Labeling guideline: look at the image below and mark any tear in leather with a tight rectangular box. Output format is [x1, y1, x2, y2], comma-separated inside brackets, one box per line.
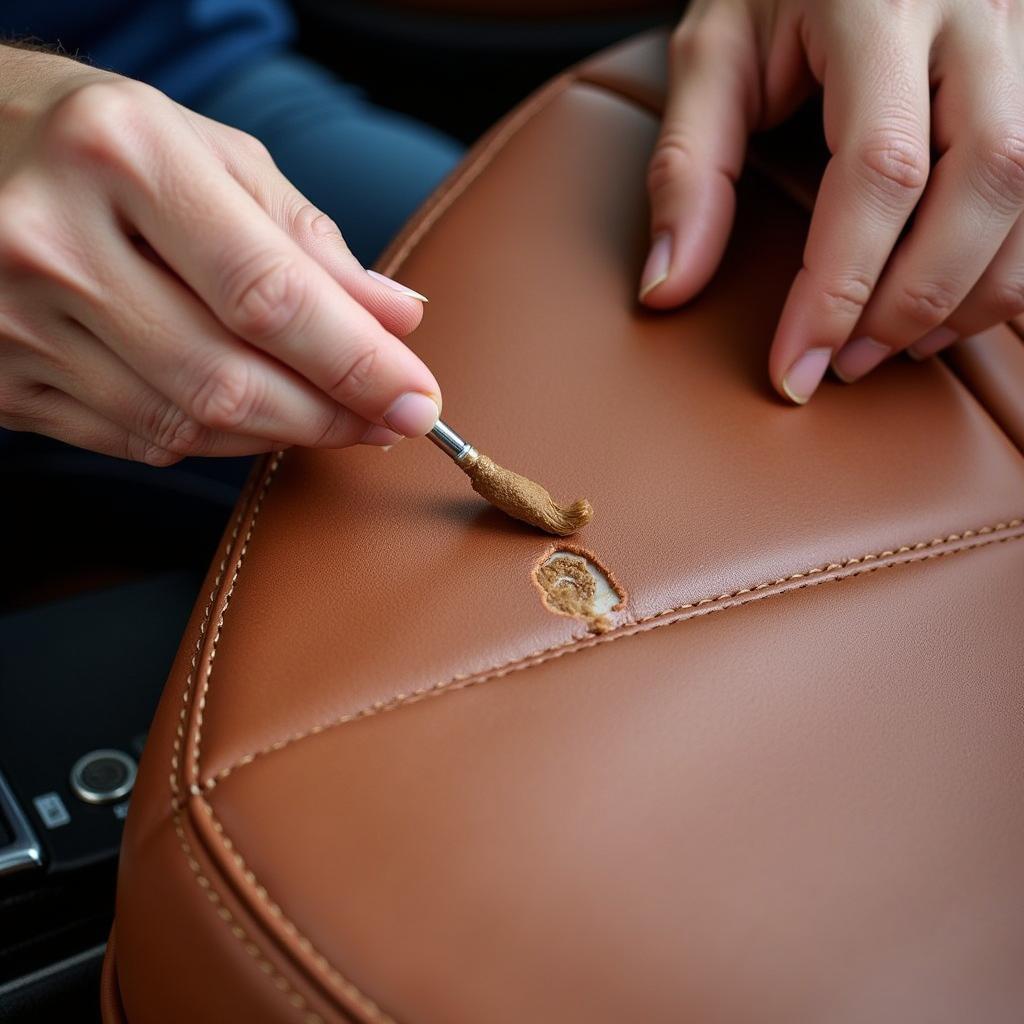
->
[534, 550, 624, 633]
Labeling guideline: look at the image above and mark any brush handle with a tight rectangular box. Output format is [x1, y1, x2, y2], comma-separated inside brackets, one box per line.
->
[427, 420, 478, 465]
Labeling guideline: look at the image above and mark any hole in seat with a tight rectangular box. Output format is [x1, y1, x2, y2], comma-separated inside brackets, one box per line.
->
[533, 548, 625, 633]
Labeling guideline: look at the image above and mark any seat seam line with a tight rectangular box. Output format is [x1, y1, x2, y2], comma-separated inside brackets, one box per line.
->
[204, 516, 1024, 790]
[165, 46, 1024, 1021]
[190, 519, 1024, 1024]
[166, 58, 583, 1024]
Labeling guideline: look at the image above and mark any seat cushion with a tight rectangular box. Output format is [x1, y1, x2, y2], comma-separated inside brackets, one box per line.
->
[107, 31, 1024, 1024]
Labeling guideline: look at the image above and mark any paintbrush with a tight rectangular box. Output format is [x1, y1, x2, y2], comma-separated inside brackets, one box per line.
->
[427, 420, 592, 537]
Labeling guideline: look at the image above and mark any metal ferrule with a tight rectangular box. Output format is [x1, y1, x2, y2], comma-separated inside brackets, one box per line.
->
[428, 420, 478, 465]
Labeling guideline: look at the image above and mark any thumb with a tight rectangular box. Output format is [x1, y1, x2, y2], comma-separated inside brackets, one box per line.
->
[641, 8, 758, 309]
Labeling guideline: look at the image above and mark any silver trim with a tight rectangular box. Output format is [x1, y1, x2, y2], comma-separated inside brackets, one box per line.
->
[427, 420, 478, 465]
[0, 769, 43, 877]
[69, 749, 137, 805]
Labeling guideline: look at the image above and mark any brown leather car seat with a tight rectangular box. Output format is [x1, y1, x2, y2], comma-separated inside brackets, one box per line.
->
[102, 31, 1024, 1024]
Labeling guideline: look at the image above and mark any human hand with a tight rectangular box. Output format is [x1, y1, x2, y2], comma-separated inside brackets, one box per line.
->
[0, 47, 441, 463]
[640, 0, 1024, 403]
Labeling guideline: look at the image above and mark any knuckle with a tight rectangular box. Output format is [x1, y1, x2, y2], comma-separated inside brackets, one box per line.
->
[139, 442, 184, 467]
[972, 126, 1024, 209]
[47, 79, 152, 165]
[0, 379, 32, 428]
[311, 404, 351, 447]
[895, 279, 960, 328]
[647, 130, 696, 196]
[291, 201, 335, 240]
[189, 357, 261, 431]
[326, 345, 377, 406]
[222, 255, 309, 342]
[852, 130, 929, 203]
[986, 275, 1024, 318]
[235, 129, 270, 163]
[669, 20, 725, 63]
[309, 209, 341, 241]
[818, 270, 875, 317]
[123, 429, 182, 467]
[144, 402, 206, 457]
[0, 191, 52, 274]
[669, 23, 700, 62]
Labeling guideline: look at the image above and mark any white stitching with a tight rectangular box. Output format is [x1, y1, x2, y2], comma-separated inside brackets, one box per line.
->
[197, 798, 397, 1024]
[203, 518, 1024, 788]
[174, 812, 324, 1024]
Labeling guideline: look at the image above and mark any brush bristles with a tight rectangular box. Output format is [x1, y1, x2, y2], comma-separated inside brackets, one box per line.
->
[462, 453, 593, 537]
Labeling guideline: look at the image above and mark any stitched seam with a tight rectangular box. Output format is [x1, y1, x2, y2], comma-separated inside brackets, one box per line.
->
[195, 796, 397, 1024]
[165, 56, 1024, 1024]
[169, 466, 263, 808]
[189, 524, 1024, 1024]
[186, 454, 283, 802]
[169, 452, 333, 1024]
[171, 452, 284, 808]
[188, 525, 1024, 1021]
[174, 810, 325, 1024]
[376, 74, 572, 278]
[168, 65, 579, 1024]
[203, 517, 1024, 790]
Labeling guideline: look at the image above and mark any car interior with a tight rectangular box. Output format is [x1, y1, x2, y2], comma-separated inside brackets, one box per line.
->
[5, 2, 1024, 1023]
[0, 4, 680, 1021]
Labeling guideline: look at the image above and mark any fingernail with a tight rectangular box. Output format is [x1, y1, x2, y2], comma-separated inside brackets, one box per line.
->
[639, 232, 672, 300]
[782, 347, 832, 405]
[367, 269, 428, 302]
[383, 392, 440, 437]
[362, 425, 403, 446]
[832, 336, 890, 383]
[908, 325, 957, 361]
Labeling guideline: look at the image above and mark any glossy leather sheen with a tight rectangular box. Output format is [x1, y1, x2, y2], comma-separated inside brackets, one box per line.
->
[107, 33, 1024, 1024]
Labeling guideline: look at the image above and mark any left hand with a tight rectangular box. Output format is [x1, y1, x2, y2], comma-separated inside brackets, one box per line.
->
[640, 0, 1024, 403]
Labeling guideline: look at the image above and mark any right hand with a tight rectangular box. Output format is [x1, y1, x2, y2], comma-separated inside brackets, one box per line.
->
[0, 47, 442, 464]
[641, 0, 1024, 404]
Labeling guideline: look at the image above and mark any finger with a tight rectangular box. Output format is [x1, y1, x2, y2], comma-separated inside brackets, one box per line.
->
[61, 233, 404, 449]
[838, 31, 1024, 379]
[207, 122, 427, 337]
[908, 212, 1024, 359]
[1, 383, 181, 465]
[640, 3, 758, 307]
[114, 128, 441, 436]
[279, 206, 427, 339]
[31, 315, 287, 459]
[769, 11, 935, 402]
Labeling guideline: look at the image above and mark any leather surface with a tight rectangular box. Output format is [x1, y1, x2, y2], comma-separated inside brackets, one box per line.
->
[100, 930, 127, 1024]
[108, 32, 1024, 1024]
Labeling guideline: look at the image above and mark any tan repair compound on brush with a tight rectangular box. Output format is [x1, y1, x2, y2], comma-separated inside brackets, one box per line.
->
[463, 453, 593, 537]
[533, 546, 626, 634]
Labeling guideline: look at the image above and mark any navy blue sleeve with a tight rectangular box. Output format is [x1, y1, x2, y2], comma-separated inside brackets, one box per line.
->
[0, 0, 293, 103]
